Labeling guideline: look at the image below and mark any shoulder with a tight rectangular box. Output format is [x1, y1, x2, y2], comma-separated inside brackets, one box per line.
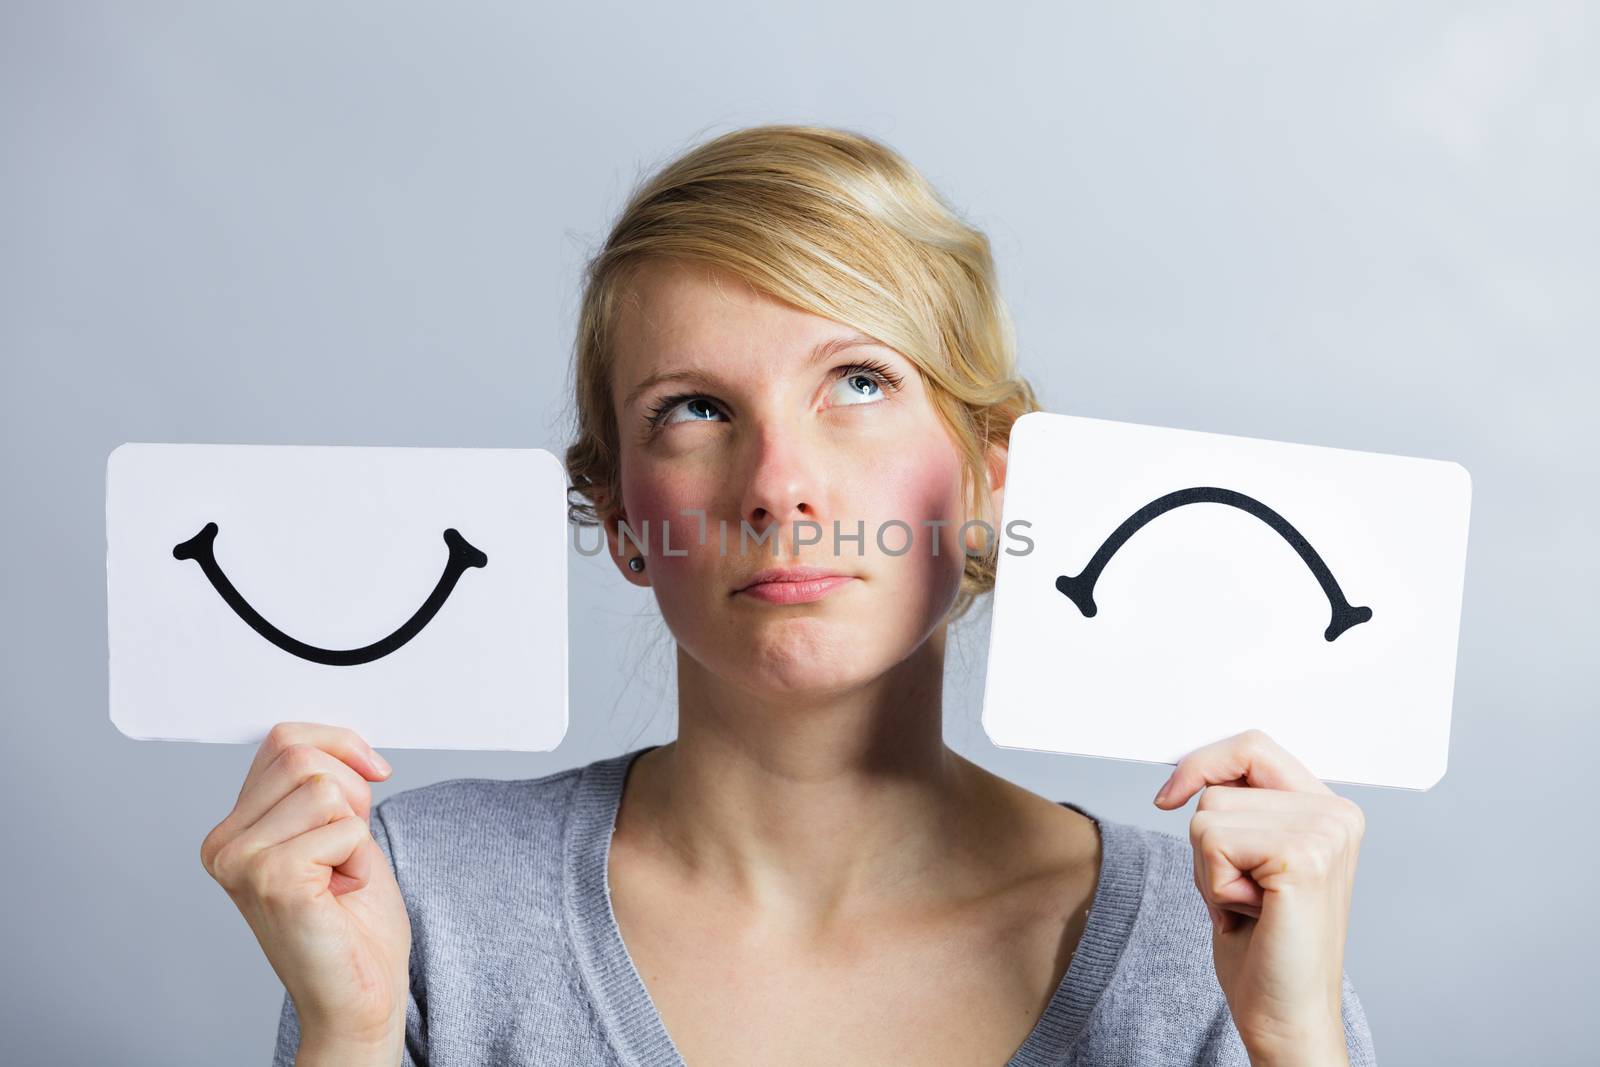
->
[1092, 814, 1226, 995]
[1062, 811, 1252, 1062]
[375, 760, 586, 836]
[363, 755, 599, 893]
[1130, 820, 1212, 938]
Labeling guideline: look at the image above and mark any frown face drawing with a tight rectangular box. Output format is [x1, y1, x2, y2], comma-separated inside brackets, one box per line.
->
[1053, 485, 1373, 643]
[979, 411, 1471, 791]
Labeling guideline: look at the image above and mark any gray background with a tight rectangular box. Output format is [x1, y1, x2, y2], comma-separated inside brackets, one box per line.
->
[4, 2, 1595, 1064]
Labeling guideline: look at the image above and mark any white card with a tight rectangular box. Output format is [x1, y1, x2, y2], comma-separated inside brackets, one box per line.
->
[106, 443, 569, 751]
[980, 412, 1471, 790]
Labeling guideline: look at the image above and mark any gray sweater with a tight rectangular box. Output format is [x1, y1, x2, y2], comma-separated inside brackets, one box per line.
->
[272, 744, 1377, 1065]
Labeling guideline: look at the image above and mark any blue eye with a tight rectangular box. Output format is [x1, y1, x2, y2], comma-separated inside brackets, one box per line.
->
[833, 369, 886, 404]
[646, 395, 723, 428]
[643, 359, 906, 431]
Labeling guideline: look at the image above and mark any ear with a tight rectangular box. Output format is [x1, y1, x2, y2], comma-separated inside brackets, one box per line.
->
[604, 506, 651, 587]
[963, 440, 1008, 554]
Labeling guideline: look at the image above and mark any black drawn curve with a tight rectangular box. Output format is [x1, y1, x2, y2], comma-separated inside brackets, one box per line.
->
[1053, 486, 1372, 642]
[172, 522, 488, 665]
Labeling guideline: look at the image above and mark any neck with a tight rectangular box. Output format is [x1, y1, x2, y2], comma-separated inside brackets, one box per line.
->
[623, 622, 1000, 931]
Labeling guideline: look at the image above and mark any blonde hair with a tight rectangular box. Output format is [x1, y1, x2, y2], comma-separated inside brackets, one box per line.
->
[564, 123, 1040, 624]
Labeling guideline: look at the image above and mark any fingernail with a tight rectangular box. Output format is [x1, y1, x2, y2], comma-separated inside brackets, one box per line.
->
[370, 750, 392, 776]
[1153, 776, 1173, 805]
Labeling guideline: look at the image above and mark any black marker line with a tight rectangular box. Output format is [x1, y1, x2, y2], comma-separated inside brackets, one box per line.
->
[172, 521, 488, 665]
[1054, 486, 1372, 642]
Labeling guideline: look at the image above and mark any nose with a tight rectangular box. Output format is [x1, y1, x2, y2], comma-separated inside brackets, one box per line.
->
[738, 421, 824, 557]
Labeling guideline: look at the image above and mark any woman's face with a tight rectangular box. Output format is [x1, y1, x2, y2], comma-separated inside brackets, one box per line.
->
[606, 257, 1000, 697]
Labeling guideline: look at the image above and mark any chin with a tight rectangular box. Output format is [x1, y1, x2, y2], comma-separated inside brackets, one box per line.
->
[731, 626, 886, 696]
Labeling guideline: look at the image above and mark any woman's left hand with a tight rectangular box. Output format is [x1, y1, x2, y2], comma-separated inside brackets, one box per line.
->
[1154, 729, 1364, 1067]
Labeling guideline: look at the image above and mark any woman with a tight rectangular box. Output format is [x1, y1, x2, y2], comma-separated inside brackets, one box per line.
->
[203, 124, 1375, 1066]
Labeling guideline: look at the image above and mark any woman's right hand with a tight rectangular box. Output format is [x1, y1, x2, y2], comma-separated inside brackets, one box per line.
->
[200, 722, 411, 1060]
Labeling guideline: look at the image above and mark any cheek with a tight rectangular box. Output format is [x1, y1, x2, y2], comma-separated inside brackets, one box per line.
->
[852, 436, 968, 561]
[619, 459, 717, 565]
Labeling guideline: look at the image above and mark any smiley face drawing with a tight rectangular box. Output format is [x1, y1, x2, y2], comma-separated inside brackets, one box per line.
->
[172, 521, 488, 666]
[106, 442, 569, 752]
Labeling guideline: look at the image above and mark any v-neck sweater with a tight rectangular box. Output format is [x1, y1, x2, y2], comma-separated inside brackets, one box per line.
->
[272, 744, 1377, 1065]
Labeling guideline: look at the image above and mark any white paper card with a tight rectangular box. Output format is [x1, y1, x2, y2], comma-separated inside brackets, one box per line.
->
[106, 443, 568, 751]
[981, 412, 1471, 790]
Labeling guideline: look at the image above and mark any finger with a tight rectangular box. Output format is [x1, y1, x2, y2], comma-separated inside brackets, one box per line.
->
[1194, 796, 1366, 884]
[243, 722, 390, 799]
[206, 740, 366, 877]
[325, 818, 379, 896]
[234, 772, 359, 858]
[255, 776, 380, 897]
[1190, 806, 1352, 917]
[253, 816, 377, 906]
[1191, 819, 1266, 914]
[1196, 784, 1354, 816]
[230, 742, 375, 839]
[206, 756, 362, 881]
[1156, 729, 1328, 809]
[1192, 814, 1349, 913]
[1192, 790, 1368, 908]
[211, 774, 374, 897]
[1191, 837, 1264, 936]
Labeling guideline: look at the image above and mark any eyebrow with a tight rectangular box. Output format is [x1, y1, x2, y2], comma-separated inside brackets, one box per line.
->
[622, 330, 888, 411]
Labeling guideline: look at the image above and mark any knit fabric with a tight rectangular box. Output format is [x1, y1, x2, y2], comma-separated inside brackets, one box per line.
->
[272, 744, 1377, 1065]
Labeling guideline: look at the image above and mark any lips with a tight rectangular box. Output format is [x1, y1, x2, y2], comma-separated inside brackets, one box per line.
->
[734, 565, 857, 605]
[735, 565, 851, 593]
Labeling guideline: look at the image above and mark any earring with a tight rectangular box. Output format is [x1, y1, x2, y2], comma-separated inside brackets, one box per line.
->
[628, 556, 645, 572]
